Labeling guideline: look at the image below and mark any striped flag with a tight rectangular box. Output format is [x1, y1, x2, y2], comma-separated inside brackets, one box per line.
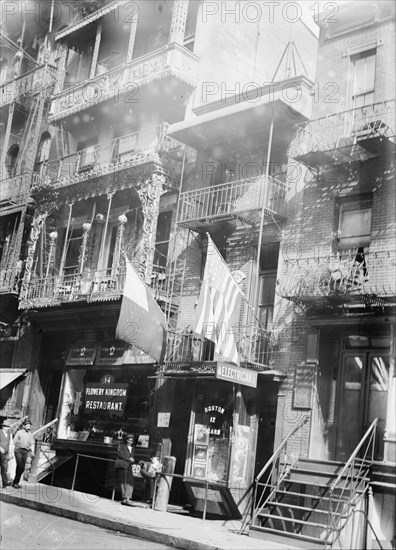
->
[116, 258, 167, 363]
[191, 235, 243, 365]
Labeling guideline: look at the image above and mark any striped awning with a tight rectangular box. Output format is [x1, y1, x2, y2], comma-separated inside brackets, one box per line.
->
[55, 1, 119, 41]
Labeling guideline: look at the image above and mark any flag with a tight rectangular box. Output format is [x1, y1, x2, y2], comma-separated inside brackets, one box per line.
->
[191, 234, 243, 365]
[116, 259, 167, 363]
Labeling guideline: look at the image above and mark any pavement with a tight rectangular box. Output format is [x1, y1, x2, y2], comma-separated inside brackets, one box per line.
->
[0, 482, 293, 550]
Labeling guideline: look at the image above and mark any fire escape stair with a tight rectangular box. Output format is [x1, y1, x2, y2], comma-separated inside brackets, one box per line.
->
[249, 458, 370, 548]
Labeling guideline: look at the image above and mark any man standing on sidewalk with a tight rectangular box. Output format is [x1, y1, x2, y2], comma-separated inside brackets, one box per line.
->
[0, 417, 12, 488]
[13, 419, 35, 489]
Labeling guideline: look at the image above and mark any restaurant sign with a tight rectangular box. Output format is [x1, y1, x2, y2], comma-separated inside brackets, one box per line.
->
[84, 375, 128, 416]
[215, 364, 257, 388]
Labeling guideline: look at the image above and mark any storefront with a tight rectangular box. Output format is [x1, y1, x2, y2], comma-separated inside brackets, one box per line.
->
[159, 362, 281, 517]
[53, 338, 159, 497]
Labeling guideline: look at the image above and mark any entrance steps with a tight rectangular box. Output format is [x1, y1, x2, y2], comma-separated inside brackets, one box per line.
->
[249, 458, 370, 548]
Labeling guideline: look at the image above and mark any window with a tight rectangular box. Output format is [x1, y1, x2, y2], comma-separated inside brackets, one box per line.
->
[64, 227, 84, 275]
[338, 200, 372, 250]
[351, 49, 376, 108]
[77, 138, 98, 171]
[258, 243, 279, 331]
[35, 132, 52, 176]
[154, 211, 172, 267]
[5, 144, 20, 177]
[184, 1, 200, 52]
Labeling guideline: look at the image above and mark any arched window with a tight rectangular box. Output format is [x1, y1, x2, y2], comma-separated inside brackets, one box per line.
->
[5, 144, 20, 177]
[35, 132, 52, 176]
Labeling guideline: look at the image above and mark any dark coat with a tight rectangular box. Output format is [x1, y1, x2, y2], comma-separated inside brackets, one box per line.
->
[114, 443, 135, 470]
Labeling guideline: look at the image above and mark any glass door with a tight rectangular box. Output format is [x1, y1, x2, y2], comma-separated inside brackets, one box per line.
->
[336, 351, 390, 461]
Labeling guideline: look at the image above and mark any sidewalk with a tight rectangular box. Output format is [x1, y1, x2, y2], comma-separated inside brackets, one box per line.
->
[0, 482, 294, 550]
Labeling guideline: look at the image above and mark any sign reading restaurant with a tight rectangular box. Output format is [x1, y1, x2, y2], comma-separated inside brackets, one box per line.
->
[84, 375, 128, 417]
[215, 364, 258, 388]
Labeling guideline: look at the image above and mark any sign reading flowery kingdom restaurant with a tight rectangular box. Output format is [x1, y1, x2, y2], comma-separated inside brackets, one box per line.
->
[215, 364, 258, 388]
[84, 375, 128, 416]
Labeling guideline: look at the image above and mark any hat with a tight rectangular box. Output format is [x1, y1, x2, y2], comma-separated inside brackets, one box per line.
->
[125, 433, 134, 440]
[23, 419, 32, 426]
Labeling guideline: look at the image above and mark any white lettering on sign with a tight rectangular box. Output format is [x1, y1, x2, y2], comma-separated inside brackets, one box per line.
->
[204, 405, 225, 414]
[215, 364, 258, 388]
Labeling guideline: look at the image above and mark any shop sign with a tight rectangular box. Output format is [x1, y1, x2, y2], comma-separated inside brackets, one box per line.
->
[215, 364, 257, 388]
[84, 375, 128, 417]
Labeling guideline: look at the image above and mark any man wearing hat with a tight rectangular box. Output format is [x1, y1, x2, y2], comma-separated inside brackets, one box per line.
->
[12, 419, 35, 489]
[0, 417, 12, 488]
[114, 433, 135, 506]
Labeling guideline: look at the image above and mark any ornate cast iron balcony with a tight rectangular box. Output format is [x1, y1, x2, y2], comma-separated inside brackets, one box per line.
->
[20, 261, 183, 310]
[49, 44, 199, 123]
[0, 266, 24, 295]
[0, 65, 57, 109]
[289, 100, 396, 166]
[279, 249, 396, 309]
[35, 124, 184, 191]
[177, 175, 286, 230]
[0, 173, 38, 211]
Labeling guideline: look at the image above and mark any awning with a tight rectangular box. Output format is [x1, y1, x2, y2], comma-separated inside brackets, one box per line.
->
[0, 369, 27, 390]
[55, 1, 119, 42]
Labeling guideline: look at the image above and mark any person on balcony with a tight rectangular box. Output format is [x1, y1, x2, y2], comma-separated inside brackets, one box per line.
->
[12, 419, 35, 488]
[114, 433, 135, 506]
[0, 417, 12, 488]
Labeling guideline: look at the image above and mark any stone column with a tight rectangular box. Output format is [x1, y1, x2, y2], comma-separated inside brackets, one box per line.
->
[54, 42, 69, 95]
[79, 222, 92, 273]
[136, 173, 166, 283]
[45, 230, 58, 278]
[20, 212, 48, 302]
[169, 0, 189, 45]
[126, 11, 139, 62]
[111, 214, 127, 276]
[89, 22, 102, 79]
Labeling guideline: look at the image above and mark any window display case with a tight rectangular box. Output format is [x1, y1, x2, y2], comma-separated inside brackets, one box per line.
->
[183, 380, 257, 517]
[57, 365, 155, 444]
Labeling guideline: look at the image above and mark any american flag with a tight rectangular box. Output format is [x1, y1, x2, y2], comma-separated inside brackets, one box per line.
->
[191, 235, 243, 365]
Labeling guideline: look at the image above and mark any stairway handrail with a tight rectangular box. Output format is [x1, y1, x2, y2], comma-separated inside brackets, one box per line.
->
[255, 414, 309, 483]
[329, 418, 378, 494]
[32, 418, 58, 438]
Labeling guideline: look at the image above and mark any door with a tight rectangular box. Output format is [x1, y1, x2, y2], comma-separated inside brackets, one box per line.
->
[336, 351, 390, 461]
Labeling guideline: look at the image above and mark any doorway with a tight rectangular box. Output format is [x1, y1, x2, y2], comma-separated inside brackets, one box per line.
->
[336, 350, 390, 461]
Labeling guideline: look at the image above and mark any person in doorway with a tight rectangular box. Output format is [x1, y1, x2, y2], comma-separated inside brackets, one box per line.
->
[0, 417, 12, 488]
[114, 433, 135, 506]
[13, 419, 35, 488]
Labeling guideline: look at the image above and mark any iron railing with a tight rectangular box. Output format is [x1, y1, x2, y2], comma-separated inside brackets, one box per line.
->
[279, 249, 396, 302]
[289, 100, 395, 159]
[244, 415, 309, 532]
[50, 43, 199, 122]
[36, 123, 183, 189]
[21, 262, 183, 309]
[178, 175, 286, 225]
[0, 266, 23, 295]
[0, 64, 57, 107]
[326, 419, 378, 547]
[164, 323, 273, 366]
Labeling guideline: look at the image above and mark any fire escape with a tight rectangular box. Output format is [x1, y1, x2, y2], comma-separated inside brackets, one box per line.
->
[280, 100, 396, 312]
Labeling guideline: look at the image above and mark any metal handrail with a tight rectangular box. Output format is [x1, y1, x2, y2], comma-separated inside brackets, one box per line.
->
[330, 418, 378, 493]
[32, 418, 59, 438]
[255, 415, 309, 483]
[325, 418, 378, 546]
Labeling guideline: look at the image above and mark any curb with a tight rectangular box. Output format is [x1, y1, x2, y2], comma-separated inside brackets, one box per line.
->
[0, 491, 225, 550]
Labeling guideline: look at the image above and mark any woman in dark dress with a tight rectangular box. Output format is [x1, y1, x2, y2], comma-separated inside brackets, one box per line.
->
[114, 433, 135, 506]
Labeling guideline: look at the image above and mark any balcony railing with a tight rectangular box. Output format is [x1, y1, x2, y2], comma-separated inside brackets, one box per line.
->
[289, 100, 395, 163]
[21, 262, 182, 310]
[35, 123, 183, 190]
[0, 173, 38, 206]
[279, 248, 396, 307]
[164, 323, 272, 366]
[0, 65, 57, 108]
[178, 175, 286, 227]
[49, 44, 199, 122]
